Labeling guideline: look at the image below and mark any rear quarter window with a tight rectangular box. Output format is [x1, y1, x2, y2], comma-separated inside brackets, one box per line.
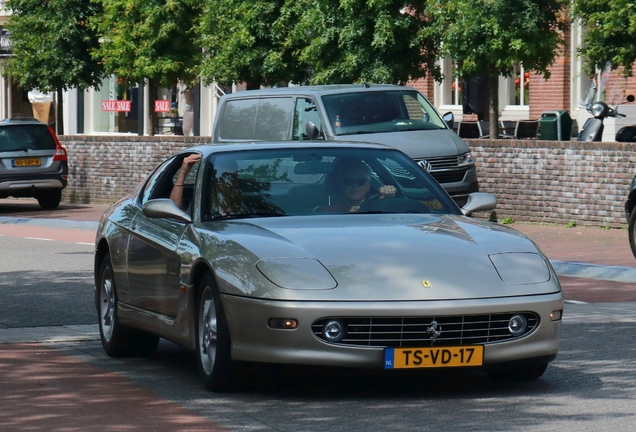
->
[218, 97, 294, 141]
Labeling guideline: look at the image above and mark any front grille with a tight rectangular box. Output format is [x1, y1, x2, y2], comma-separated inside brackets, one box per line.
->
[312, 313, 538, 347]
[430, 169, 467, 184]
[414, 156, 468, 184]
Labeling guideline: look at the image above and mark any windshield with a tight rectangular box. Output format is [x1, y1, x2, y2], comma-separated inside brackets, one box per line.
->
[321, 90, 447, 136]
[202, 147, 459, 221]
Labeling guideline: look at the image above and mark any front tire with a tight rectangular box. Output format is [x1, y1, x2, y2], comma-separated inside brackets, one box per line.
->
[36, 189, 62, 210]
[629, 209, 636, 259]
[196, 272, 232, 391]
[98, 253, 159, 357]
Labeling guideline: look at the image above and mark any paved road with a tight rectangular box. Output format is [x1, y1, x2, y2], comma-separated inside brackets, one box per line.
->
[2, 198, 636, 431]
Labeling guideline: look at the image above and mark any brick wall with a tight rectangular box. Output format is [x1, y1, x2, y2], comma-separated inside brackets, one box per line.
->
[468, 138, 635, 227]
[59, 136, 636, 227]
[59, 135, 209, 205]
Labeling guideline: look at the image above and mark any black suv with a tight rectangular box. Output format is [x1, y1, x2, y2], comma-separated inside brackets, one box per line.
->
[0, 118, 68, 209]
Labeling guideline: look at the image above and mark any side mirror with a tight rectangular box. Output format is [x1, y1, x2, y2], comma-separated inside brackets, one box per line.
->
[443, 112, 454, 130]
[305, 121, 321, 140]
[461, 192, 497, 216]
[142, 198, 192, 223]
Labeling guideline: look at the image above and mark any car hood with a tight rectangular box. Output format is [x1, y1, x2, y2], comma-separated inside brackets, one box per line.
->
[199, 214, 559, 301]
[332, 129, 470, 159]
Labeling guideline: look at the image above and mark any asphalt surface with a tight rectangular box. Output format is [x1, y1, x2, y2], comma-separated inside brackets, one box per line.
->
[2, 197, 636, 431]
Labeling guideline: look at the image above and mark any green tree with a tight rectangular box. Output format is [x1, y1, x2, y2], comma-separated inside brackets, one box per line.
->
[281, 0, 440, 85]
[5, 0, 104, 92]
[198, 0, 440, 88]
[4, 0, 105, 131]
[92, 0, 202, 134]
[571, 0, 636, 76]
[198, 0, 307, 88]
[424, 0, 567, 137]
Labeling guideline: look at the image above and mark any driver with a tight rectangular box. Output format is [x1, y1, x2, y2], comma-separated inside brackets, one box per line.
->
[320, 158, 396, 212]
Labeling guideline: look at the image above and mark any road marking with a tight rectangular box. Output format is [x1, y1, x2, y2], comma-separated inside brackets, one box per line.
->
[25, 237, 54, 241]
[565, 299, 589, 305]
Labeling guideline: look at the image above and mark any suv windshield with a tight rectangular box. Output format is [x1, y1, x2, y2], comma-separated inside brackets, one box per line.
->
[321, 90, 447, 136]
[0, 125, 56, 152]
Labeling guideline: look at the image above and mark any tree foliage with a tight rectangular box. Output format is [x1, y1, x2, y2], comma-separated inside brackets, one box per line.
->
[4, 0, 105, 92]
[197, 0, 305, 88]
[571, 0, 636, 76]
[91, 0, 202, 87]
[279, 0, 440, 85]
[198, 0, 440, 87]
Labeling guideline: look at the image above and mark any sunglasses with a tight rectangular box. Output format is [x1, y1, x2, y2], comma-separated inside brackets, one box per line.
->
[343, 177, 369, 186]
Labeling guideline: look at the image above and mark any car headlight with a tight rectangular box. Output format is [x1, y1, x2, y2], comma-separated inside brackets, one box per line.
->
[458, 152, 475, 167]
[489, 253, 551, 285]
[256, 258, 337, 290]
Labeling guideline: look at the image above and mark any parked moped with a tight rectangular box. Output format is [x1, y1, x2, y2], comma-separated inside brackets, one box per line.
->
[615, 95, 636, 142]
[577, 84, 628, 141]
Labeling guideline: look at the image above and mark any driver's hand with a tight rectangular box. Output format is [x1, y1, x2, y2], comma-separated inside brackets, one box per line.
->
[378, 185, 397, 198]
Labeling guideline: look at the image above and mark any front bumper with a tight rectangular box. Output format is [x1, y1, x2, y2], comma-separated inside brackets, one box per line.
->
[222, 293, 562, 369]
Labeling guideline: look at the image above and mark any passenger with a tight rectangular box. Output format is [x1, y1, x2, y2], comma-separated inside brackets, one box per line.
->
[320, 158, 396, 212]
[170, 153, 202, 209]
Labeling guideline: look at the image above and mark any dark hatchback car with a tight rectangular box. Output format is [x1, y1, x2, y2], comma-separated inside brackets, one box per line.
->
[0, 118, 68, 209]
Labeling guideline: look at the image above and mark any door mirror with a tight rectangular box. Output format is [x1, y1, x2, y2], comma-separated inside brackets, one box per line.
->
[142, 198, 192, 223]
[305, 121, 321, 140]
[461, 192, 497, 216]
[442, 112, 454, 130]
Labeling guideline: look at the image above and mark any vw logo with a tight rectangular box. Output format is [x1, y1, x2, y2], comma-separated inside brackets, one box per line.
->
[417, 159, 432, 172]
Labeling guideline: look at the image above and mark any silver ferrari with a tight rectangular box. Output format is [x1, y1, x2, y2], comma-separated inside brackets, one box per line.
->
[94, 141, 562, 391]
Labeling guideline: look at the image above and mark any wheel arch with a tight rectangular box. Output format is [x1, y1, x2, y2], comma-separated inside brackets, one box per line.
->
[94, 238, 111, 308]
[627, 188, 636, 221]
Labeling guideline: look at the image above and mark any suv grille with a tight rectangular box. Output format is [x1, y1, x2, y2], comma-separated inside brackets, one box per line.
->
[312, 313, 538, 347]
[415, 156, 467, 184]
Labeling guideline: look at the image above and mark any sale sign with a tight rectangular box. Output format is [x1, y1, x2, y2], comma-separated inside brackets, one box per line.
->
[155, 100, 171, 112]
[102, 100, 131, 112]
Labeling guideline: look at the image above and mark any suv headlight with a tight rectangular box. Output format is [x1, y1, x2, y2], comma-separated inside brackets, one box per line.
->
[458, 152, 475, 167]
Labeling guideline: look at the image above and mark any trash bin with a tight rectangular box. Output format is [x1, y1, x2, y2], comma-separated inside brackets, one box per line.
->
[540, 110, 572, 140]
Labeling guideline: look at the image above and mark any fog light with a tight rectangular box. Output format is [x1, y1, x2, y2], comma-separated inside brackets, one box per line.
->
[550, 310, 562, 321]
[323, 320, 346, 342]
[268, 318, 298, 329]
[508, 314, 528, 336]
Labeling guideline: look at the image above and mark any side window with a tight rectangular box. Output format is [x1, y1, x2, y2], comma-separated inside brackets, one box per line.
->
[293, 97, 322, 140]
[140, 154, 201, 206]
[217, 99, 258, 140]
[140, 157, 176, 205]
[254, 97, 295, 140]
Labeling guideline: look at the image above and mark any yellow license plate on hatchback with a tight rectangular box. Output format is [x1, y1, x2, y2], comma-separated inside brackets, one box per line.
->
[13, 158, 41, 167]
[384, 346, 484, 369]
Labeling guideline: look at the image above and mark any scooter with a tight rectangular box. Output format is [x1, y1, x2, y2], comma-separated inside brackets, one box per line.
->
[577, 89, 628, 141]
[616, 95, 636, 142]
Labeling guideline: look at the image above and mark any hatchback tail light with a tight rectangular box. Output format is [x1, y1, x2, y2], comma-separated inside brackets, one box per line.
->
[49, 126, 67, 161]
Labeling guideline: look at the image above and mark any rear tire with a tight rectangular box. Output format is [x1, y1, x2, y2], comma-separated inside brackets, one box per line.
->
[487, 363, 548, 381]
[629, 210, 636, 259]
[196, 272, 232, 391]
[36, 189, 62, 210]
[98, 253, 159, 357]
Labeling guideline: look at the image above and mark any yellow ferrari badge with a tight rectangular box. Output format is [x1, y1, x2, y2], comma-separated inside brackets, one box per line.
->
[422, 281, 431, 288]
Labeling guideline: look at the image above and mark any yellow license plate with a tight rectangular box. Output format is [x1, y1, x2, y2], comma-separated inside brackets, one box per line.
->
[13, 158, 41, 167]
[384, 346, 484, 369]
